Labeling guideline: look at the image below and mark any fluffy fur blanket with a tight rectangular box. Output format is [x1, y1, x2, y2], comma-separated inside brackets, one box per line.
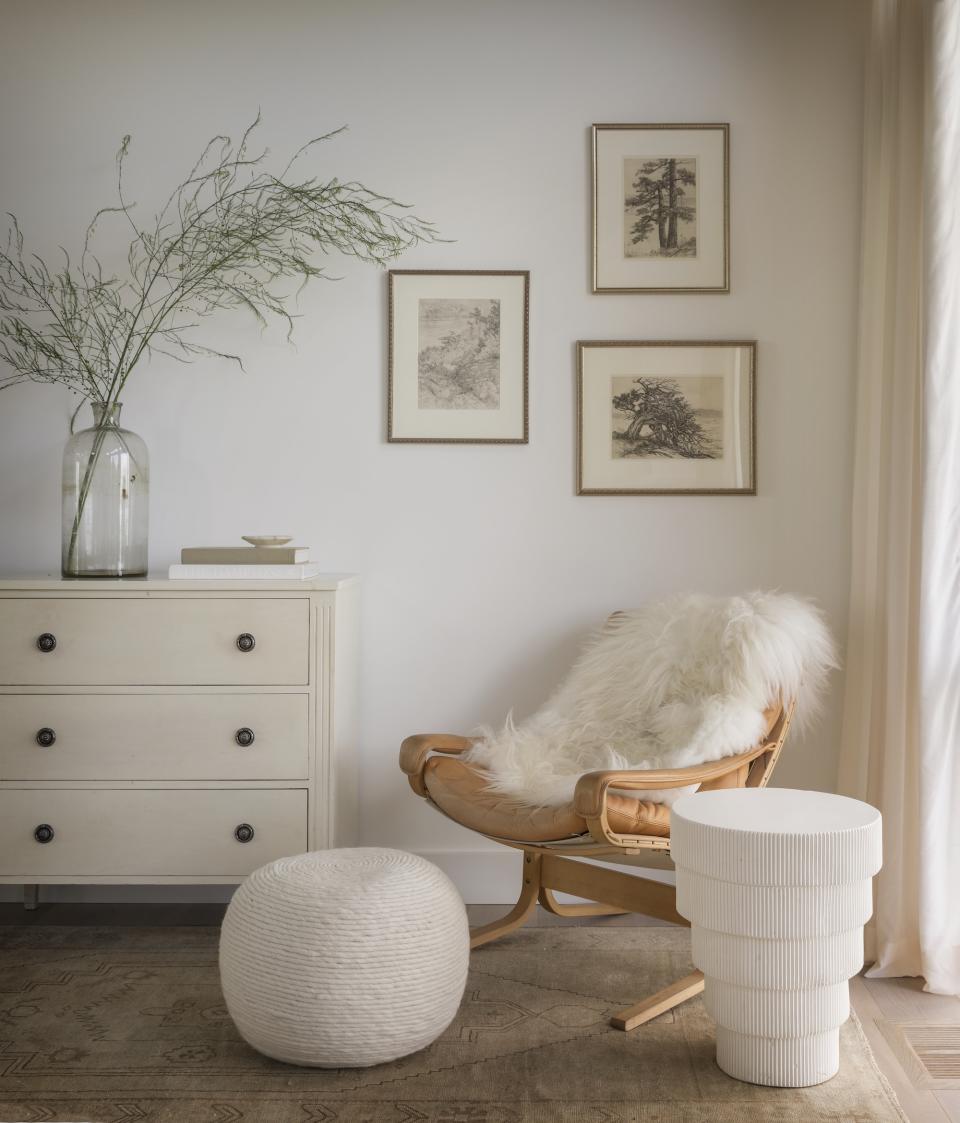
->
[466, 591, 837, 808]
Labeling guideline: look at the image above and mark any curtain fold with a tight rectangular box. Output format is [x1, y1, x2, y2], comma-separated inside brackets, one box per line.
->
[919, 0, 960, 996]
[839, 0, 960, 995]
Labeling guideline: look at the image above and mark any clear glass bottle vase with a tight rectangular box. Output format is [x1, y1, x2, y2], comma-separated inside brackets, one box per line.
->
[61, 403, 149, 578]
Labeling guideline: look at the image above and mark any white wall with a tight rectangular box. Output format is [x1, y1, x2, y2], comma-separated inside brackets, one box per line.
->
[0, 0, 867, 902]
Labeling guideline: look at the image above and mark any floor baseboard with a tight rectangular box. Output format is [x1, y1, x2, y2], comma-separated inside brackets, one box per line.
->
[0, 848, 676, 907]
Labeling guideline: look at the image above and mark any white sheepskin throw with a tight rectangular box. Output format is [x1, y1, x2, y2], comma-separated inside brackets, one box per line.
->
[466, 591, 837, 809]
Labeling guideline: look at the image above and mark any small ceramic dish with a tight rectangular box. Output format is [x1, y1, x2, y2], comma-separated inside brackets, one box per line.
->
[241, 536, 293, 548]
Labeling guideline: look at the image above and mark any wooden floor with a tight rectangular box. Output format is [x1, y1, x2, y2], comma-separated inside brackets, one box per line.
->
[850, 972, 960, 1122]
[1, 900, 957, 1121]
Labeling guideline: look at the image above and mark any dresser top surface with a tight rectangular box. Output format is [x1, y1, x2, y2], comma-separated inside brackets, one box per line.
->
[0, 573, 359, 592]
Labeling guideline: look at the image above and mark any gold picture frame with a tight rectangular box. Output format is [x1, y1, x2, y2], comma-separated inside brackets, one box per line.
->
[387, 269, 530, 444]
[577, 340, 756, 495]
[592, 124, 730, 294]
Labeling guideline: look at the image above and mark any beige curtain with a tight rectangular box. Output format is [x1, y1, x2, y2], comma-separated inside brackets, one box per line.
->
[839, 0, 960, 995]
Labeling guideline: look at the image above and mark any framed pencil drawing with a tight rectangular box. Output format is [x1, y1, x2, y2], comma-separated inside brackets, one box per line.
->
[387, 270, 529, 443]
[577, 340, 755, 495]
[592, 124, 729, 293]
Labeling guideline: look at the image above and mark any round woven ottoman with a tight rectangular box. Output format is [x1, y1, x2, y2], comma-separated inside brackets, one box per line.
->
[671, 788, 882, 1088]
[219, 848, 469, 1067]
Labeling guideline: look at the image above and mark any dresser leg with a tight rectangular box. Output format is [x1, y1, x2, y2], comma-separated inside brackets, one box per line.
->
[23, 885, 39, 911]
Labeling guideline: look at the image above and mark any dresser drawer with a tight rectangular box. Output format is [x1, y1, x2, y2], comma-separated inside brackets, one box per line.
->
[0, 598, 309, 685]
[0, 694, 309, 781]
[0, 788, 308, 877]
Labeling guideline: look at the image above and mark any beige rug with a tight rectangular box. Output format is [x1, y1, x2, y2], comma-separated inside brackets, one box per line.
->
[0, 924, 904, 1122]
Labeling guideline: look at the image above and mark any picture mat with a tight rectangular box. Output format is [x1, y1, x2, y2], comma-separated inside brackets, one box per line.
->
[595, 127, 726, 290]
[391, 273, 526, 440]
[580, 344, 752, 491]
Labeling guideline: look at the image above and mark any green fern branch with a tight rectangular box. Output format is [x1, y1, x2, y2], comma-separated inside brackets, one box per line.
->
[0, 116, 439, 409]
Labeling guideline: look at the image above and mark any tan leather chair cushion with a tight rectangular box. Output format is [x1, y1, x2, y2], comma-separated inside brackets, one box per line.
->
[605, 791, 672, 837]
[420, 702, 781, 844]
[423, 756, 671, 843]
[699, 762, 750, 791]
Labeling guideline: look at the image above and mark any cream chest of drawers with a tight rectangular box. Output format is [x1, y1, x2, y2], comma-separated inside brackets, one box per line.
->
[0, 576, 359, 893]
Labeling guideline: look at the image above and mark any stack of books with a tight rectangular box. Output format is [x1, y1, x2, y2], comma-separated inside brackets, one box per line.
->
[169, 544, 321, 580]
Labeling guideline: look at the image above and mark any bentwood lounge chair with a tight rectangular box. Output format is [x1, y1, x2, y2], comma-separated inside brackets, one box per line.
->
[400, 693, 796, 1031]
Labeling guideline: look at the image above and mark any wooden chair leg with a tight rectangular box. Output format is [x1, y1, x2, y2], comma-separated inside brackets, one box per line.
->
[538, 886, 628, 919]
[611, 970, 705, 1031]
[470, 853, 541, 949]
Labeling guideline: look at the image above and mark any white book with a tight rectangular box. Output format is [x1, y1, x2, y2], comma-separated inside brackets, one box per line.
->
[168, 563, 324, 580]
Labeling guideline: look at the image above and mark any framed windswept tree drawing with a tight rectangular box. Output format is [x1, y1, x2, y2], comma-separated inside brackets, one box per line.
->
[388, 270, 529, 442]
[592, 124, 729, 293]
[577, 340, 755, 495]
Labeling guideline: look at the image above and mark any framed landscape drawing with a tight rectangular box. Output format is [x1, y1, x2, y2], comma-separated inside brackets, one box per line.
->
[388, 270, 529, 443]
[577, 340, 755, 495]
[592, 124, 729, 293]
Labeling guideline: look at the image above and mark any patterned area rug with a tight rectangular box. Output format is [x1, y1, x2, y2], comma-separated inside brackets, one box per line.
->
[0, 924, 903, 1122]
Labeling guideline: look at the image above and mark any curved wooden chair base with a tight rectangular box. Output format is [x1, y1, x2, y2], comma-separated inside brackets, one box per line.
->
[468, 847, 696, 1029]
[537, 886, 628, 918]
[611, 971, 705, 1031]
[470, 854, 541, 950]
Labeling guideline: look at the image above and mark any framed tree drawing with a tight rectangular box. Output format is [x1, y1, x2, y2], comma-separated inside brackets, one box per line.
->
[388, 270, 529, 442]
[592, 124, 729, 293]
[577, 340, 755, 495]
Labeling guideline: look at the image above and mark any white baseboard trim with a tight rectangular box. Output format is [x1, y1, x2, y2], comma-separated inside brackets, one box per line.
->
[0, 848, 674, 906]
[418, 847, 675, 903]
[416, 847, 525, 903]
[0, 883, 237, 905]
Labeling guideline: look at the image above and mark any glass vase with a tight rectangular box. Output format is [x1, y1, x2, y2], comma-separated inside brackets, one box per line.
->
[61, 403, 149, 578]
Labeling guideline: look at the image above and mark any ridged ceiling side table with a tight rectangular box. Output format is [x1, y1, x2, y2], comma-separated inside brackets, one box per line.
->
[671, 788, 882, 1087]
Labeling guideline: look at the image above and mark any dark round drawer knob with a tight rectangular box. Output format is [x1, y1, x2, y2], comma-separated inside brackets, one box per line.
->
[35, 728, 57, 748]
[34, 824, 55, 844]
[236, 633, 256, 653]
[235, 727, 255, 747]
[36, 633, 57, 653]
[234, 823, 255, 843]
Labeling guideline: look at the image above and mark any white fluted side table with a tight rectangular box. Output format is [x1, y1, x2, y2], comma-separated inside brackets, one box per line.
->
[671, 788, 882, 1088]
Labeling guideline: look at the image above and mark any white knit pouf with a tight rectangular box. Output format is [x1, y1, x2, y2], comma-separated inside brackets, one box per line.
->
[219, 848, 470, 1067]
[671, 789, 882, 1088]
